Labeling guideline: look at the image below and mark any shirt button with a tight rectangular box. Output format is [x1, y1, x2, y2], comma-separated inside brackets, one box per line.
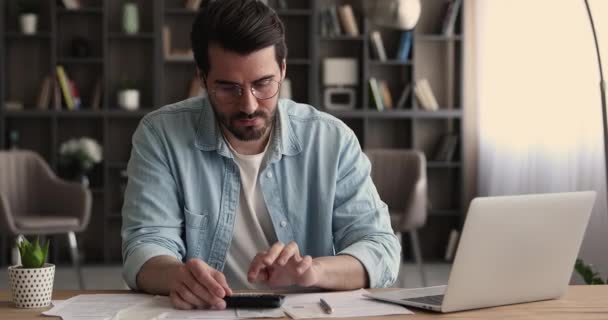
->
[266, 172, 273, 179]
[280, 221, 287, 228]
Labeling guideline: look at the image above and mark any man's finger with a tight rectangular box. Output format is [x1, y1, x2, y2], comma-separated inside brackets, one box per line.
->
[212, 270, 233, 296]
[176, 283, 205, 307]
[187, 261, 226, 299]
[248, 252, 270, 280]
[171, 290, 195, 310]
[296, 255, 313, 274]
[182, 273, 220, 306]
[276, 241, 300, 266]
[263, 242, 286, 265]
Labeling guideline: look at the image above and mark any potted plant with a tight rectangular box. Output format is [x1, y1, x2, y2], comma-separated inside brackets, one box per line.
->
[8, 237, 54, 308]
[58, 137, 103, 187]
[575, 259, 606, 285]
[117, 76, 140, 111]
[17, 0, 40, 35]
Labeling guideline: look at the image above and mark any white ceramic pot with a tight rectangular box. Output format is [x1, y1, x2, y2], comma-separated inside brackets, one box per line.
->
[118, 90, 140, 111]
[20, 14, 38, 35]
[8, 264, 55, 308]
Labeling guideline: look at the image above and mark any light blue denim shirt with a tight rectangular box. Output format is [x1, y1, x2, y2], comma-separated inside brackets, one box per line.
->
[121, 97, 401, 290]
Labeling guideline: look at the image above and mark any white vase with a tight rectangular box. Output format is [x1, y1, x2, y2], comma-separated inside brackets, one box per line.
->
[8, 264, 55, 308]
[122, 3, 139, 35]
[118, 90, 140, 111]
[20, 14, 38, 35]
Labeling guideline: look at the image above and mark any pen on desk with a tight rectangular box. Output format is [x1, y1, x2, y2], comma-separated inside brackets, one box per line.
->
[319, 298, 333, 314]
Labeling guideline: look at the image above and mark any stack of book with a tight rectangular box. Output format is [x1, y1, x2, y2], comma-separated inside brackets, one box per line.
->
[414, 79, 439, 111]
[320, 4, 359, 37]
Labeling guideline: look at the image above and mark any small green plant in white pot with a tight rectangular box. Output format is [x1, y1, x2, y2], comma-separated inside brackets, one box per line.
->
[8, 237, 54, 308]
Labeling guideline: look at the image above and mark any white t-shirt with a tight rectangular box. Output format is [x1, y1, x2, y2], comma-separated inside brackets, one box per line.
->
[223, 136, 278, 289]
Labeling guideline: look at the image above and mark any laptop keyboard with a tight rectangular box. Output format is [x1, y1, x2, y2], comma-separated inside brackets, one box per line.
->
[402, 294, 444, 306]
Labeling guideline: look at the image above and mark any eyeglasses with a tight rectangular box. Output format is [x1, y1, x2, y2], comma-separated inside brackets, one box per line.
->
[210, 79, 281, 104]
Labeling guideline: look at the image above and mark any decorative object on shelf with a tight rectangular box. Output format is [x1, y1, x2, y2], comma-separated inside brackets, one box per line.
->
[58, 137, 103, 187]
[163, 26, 194, 61]
[17, 0, 40, 35]
[70, 36, 92, 58]
[323, 58, 358, 110]
[117, 76, 141, 111]
[8, 130, 20, 150]
[7, 237, 54, 308]
[366, 0, 421, 30]
[122, 2, 140, 35]
[4, 101, 24, 111]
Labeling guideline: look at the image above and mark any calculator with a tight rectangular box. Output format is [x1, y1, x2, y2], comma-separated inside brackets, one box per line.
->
[223, 293, 285, 308]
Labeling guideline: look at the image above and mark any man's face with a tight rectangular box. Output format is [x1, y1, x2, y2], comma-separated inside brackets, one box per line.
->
[204, 45, 285, 141]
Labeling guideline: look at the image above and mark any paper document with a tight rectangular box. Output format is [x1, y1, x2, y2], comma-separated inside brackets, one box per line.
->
[115, 295, 284, 320]
[42, 294, 152, 320]
[282, 289, 413, 319]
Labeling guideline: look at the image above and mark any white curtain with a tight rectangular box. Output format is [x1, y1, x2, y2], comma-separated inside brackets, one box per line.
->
[471, 0, 608, 278]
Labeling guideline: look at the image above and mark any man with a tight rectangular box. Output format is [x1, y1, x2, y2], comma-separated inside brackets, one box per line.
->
[122, 0, 400, 310]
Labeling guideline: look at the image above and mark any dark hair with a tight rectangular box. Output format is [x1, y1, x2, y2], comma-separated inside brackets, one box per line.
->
[191, 0, 287, 76]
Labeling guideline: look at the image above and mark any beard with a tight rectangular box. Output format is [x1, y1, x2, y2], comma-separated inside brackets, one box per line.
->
[209, 98, 277, 141]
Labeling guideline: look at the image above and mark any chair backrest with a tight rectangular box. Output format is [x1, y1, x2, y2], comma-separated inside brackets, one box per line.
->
[365, 149, 427, 231]
[0, 150, 55, 216]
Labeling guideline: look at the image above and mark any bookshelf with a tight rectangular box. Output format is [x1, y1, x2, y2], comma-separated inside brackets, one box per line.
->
[0, 0, 464, 265]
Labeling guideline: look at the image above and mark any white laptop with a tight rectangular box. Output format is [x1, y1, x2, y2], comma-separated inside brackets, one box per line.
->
[365, 191, 596, 313]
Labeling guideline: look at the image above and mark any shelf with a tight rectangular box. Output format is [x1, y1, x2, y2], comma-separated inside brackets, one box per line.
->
[320, 35, 365, 41]
[276, 9, 313, 16]
[164, 8, 199, 15]
[5, 32, 52, 40]
[107, 162, 128, 169]
[429, 209, 460, 217]
[56, 7, 104, 14]
[369, 60, 412, 66]
[107, 213, 123, 220]
[326, 109, 462, 119]
[90, 188, 105, 194]
[416, 34, 463, 41]
[427, 162, 461, 169]
[108, 33, 155, 40]
[57, 57, 104, 65]
[165, 58, 195, 64]
[2, 110, 100, 117]
[287, 59, 312, 65]
[105, 110, 151, 117]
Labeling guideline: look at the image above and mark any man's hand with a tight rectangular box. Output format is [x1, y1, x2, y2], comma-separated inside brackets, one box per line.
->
[247, 241, 319, 287]
[168, 258, 233, 310]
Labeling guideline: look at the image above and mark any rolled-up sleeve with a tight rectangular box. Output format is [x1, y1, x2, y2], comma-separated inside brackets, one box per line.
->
[332, 129, 401, 288]
[121, 118, 186, 290]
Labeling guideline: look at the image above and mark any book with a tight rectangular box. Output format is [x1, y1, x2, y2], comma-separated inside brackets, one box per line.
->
[368, 77, 384, 111]
[396, 31, 413, 61]
[276, 0, 288, 9]
[36, 76, 52, 110]
[444, 229, 460, 261]
[441, 0, 463, 36]
[162, 26, 171, 58]
[395, 83, 412, 109]
[378, 80, 393, 110]
[433, 133, 459, 161]
[328, 5, 342, 36]
[186, 0, 202, 10]
[337, 4, 359, 36]
[70, 80, 81, 110]
[370, 31, 387, 61]
[56, 65, 75, 110]
[90, 78, 102, 110]
[414, 79, 439, 111]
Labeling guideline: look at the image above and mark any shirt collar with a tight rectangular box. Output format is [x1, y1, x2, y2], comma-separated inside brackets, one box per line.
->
[194, 98, 301, 159]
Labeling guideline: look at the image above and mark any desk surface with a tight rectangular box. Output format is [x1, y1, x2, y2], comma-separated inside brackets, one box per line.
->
[1, 285, 607, 319]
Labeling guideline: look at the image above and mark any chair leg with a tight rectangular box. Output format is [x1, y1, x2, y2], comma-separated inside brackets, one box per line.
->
[11, 235, 24, 266]
[67, 232, 85, 290]
[409, 230, 427, 287]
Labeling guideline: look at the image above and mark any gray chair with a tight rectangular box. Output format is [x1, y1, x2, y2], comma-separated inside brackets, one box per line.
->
[365, 149, 428, 287]
[0, 150, 91, 289]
